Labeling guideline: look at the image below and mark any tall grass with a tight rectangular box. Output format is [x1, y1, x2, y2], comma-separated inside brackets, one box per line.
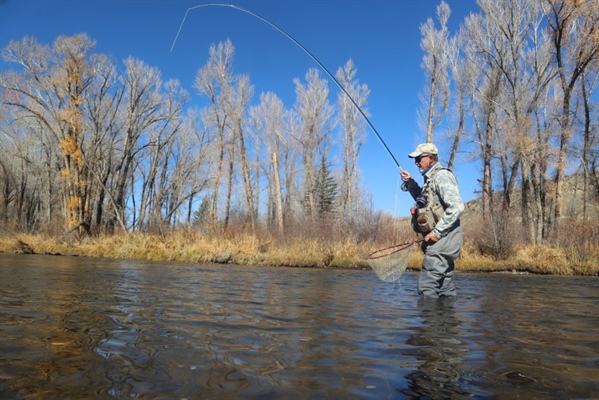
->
[1, 217, 598, 276]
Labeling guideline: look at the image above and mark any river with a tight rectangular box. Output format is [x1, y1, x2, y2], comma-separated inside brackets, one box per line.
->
[1, 254, 597, 399]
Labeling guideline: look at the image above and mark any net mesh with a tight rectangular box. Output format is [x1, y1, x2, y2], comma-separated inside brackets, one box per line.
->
[367, 241, 417, 282]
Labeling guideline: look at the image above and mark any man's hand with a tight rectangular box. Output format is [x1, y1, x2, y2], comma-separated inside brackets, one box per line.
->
[424, 231, 439, 243]
[400, 169, 411, 182]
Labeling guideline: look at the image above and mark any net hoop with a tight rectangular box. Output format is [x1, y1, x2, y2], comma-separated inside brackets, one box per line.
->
[368, 241, 415, 260]
[367, 240, 420, 282]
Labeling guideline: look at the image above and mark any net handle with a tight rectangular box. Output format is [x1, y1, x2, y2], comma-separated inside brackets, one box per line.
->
[368, 239, 424, 260]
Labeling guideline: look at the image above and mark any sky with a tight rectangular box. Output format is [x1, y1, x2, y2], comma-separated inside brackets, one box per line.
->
[0, 0, 482, 217]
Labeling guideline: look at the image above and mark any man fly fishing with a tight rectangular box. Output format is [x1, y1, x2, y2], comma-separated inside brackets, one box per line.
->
[173, 5, 463, 291]
[400, 143, 464, 298]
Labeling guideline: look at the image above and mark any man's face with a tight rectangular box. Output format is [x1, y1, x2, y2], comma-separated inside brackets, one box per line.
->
[414, 154, 434, 172]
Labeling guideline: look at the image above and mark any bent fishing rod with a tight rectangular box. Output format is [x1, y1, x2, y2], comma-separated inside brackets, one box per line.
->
[171, 3, 403, 171]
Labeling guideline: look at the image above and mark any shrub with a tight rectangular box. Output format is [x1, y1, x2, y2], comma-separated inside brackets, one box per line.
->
[466, 208, 526, 260]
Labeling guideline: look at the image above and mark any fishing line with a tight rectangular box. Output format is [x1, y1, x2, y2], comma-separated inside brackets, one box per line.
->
[171, 3, 402, 170]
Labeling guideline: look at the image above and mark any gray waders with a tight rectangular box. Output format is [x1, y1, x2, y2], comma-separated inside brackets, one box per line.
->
[418, 225, 463, 298]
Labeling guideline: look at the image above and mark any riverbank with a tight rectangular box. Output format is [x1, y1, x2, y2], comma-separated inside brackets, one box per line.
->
[1, 232, 597, 276]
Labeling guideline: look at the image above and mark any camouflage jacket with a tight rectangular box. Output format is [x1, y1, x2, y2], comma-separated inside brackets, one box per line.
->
[404, 162, 464, 238]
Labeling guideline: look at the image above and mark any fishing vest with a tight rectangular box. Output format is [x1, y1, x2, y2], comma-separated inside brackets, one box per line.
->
[411, 167, 450, 235]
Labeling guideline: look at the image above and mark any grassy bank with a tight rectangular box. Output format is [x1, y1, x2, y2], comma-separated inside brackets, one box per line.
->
[1, 232, 597, 276]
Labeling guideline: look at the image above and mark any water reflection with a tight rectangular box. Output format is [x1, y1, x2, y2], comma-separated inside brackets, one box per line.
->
[402, 297, 471, 399]
[1, 255, 598, 399]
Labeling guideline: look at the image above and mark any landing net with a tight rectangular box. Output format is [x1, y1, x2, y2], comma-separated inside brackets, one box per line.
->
[367, 241, 417, 282]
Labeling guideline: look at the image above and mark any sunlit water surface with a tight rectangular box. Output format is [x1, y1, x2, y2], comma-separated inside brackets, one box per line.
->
[1, 254, 597, 399]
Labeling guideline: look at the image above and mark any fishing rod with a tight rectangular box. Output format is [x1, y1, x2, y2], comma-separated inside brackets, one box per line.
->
[171, 3, 403, 170]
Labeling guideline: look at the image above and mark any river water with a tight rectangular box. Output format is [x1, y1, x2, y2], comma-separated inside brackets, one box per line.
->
[0, 254, 597, 399]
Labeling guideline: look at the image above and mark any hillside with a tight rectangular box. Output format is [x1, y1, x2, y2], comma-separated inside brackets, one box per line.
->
[460, 170, 599, 221]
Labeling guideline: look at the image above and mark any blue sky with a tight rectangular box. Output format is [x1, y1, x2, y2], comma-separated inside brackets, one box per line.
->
[1, 0, 481, 217]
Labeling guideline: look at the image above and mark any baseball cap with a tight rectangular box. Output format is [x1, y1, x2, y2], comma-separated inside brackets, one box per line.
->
[408, 143, 438, 158]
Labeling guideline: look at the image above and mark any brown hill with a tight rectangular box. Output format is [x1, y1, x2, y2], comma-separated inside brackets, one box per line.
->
[461, 170, 599, 221]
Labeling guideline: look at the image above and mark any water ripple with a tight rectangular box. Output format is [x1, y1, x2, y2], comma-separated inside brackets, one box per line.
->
[0, 255, 598, 399]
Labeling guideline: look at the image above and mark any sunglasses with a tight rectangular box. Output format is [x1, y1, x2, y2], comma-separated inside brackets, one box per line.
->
[414, 154, 430, 163]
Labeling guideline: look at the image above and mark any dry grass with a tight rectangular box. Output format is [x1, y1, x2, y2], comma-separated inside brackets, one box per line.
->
[1, 232, 597, 276]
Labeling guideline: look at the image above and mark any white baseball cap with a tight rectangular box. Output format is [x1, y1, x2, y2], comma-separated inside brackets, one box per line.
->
[408, 143, 438, 158]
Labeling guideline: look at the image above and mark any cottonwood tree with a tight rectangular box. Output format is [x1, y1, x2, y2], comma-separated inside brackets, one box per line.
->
[446, 0, 598, 245]
[81, 52, 123, 233]
[445, 30, 476, 169]
[577, 69, 599, 220]
[7, 116, 62, 231]
[180, 108, 215, 226]
[193, 39, 257, 232]
[293, 68, 334, 220]
[282, 108, 302, 225]
[131, 79, 188, 231]
[418, 0, 451, 144]
[529, 80, 562, 241]
[335, 59, 369, 224]
[543, 0, 599, 240]
[249, 92, 287, 233]
[469, 0, 523, 215]
[476, 0, 556, 242]
[194, 40, 236, 231]
[155, 108, 212, 229]
[53, 35, 97, 232]
[108, 57, 167, 232]
[1, 34, 97, 233]
[461, 10, 504, 222]
[227, 74, 256, 229]
[0, 114, 44, 231]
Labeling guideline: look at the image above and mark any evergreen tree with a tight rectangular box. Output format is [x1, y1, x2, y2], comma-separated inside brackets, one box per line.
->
[192, 195, 211, 231]
[313, 154, 338, 216]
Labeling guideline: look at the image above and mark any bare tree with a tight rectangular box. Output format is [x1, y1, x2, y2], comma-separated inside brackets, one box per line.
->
[154, 105, 212, 229]
[283, 109, 302, 223]
[418, 0, 451, 143]
[335, 59, 369, 223]
[543, 0, 599, 240]
[109, 57, 166, 231]
[0, 116, 44, 231]
[194, 40, 236, 231]
[81, 52, 123, 232]
[228, 75, 256, 229]
[446, 29, 477, 169]
[183, 108, 216, 225]
[249, 92, 286, 233]
[1, 34, 97, 233]
[578, 69, 599, 220]
[293, 68, 334, 219]
[477, 0, 557, 242]
[132, 79, 188, 231]
[462, 11, 504, 221]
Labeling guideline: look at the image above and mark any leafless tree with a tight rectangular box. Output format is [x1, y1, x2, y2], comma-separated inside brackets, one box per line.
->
[476, 0, 557, 242]
[1, 34, 97, 233]
[335, 59, 369, 223]
[81, 52, 123, 232]
[131, 79, 188, 231]
[107, 57, 166, 231]
[446, 29, 477, 169]
[543, 0, 599, 240]
[461, 10, 504, 222]
[293, 68, 334, 219]
[194, 40, 236, 231]
[578, 69, 599, 220]
[418, 0, 451, 143]
[250, 92, 286, 233]
[282, 108, 302, 226]
[228, 74, 256, 229]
